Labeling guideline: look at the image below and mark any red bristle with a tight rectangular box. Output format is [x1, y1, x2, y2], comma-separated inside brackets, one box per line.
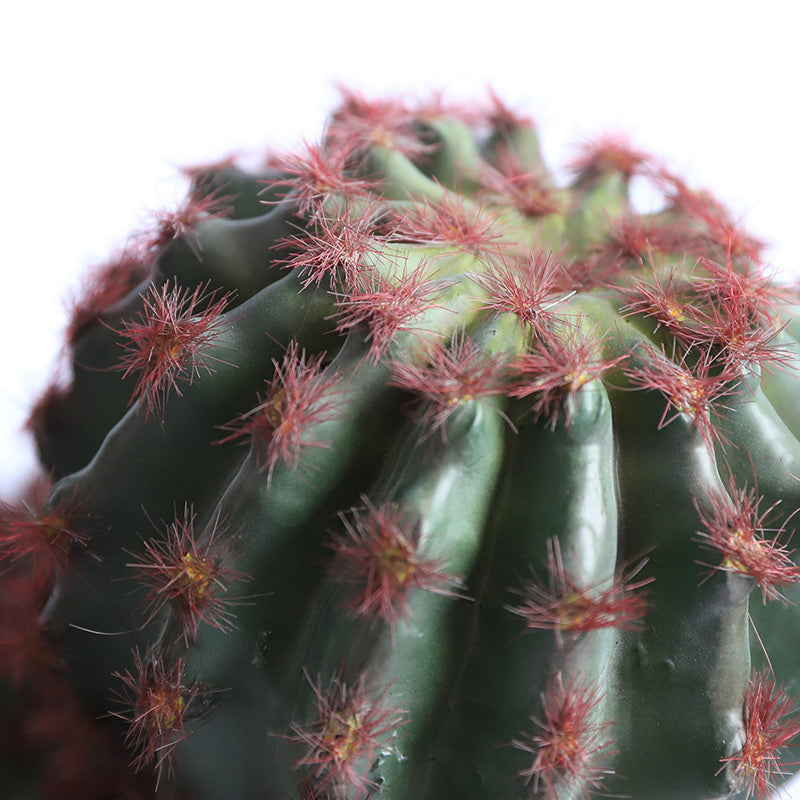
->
[619, 265, 699, 342]
[328, 260, 446, 362]
[623, 342, 743, 449]
[328, 495, 463, 630]
[720, 670, 800, 799]
[179, 152, 240, 182]
[483, 166, 565, 219]
[112, 280, 233, 423]
[691, 300, 790, 377]
[510, 325, 626, 429]
[66, 242, 152, 343]
[145, 188, 234, 256]
[569, 132, 656, 182]
[289, 669, 406, 799]
[18, 670, 137, 799]
[468, 249, 573, 337]
[596, 216, 697, 269]
[506, 537, 652, 637]
[484, 87, 536, 134]
[475, 90, 566, 218]
[276, 201, 390, 290]
[24, 366, 72, 445]
[663, 177, 766, 265]
[694, 252, 786, 324]
[388, 332, 509, 435]
[604, 218, 663, 262]
[296, 780, 337, 800]
[687, 252, 791, 373]
[110, 649, 203, 785]
[266, 141, 381, 219]
[512, 672, 615, 798]
[619, 245, 786, 372]
[0, 572, 60, 684]
[479, 151, 565, 218]
[215, 341, 344, 485]
[566, 252, 629, 292]
[390, 191, 508, 260]
[325, 87, 437, 163]
[0, 486, 88, 589]
[694, 482, 800, 603]
[126, 503, 247, 645]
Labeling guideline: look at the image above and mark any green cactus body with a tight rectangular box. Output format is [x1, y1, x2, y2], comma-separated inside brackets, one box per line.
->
[410, 381, 621, 800]
[4, 90, 800, 800]
[608, 386, 751, 798]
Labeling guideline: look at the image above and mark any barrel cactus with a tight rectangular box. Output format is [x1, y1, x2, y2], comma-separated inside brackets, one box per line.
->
[3, 89, 800, 800]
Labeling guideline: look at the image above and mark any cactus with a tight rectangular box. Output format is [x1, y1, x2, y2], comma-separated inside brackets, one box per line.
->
[3, 88, 800, 799]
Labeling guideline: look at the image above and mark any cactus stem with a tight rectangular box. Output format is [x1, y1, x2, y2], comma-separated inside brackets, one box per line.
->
[15, 87, 800, 798]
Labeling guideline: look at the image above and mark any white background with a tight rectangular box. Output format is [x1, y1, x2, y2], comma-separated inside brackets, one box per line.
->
[2, 2, 800, 795]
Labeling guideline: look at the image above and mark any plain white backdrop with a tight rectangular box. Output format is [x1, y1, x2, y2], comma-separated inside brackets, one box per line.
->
[2, 2, 800, 795]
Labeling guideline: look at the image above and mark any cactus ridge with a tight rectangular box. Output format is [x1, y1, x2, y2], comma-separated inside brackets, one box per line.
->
[4, 88, 800, 799]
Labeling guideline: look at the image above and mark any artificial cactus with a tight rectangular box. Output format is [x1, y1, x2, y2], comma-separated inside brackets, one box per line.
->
[3, 89, 800, 799]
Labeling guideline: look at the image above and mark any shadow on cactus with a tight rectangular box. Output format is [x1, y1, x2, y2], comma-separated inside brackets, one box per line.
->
[3, 87, 800, 799]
